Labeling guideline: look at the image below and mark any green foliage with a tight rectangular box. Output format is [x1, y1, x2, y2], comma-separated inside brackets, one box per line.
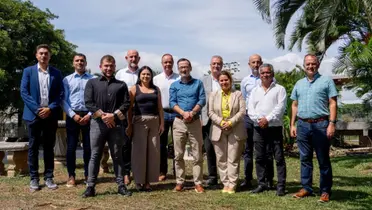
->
[0, 0, 76, 114]
[338, 103, 372, 122]
[274, 67, 304, 145]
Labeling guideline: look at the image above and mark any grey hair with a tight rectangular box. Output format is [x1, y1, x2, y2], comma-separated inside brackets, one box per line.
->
[211, 55, 223, 64]
[259, 63, 275, 76]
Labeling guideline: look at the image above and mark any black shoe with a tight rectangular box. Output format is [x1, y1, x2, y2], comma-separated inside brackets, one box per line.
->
[240, 180, 252, 190]
[118, 185, 132, 196]
[82, 186, 95, 198]
[276, 187, 286, 196]
[267, 180, 275, 190]
[206, 178, 218, 186]
[251, 185, 267, 194]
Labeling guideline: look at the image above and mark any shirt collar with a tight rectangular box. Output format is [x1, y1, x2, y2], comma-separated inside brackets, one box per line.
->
[211, 75, 219, 82]
[126, 67, 139, 74]
[249, 74, 259, 79]
[164, 71, 175, 79]
[180, 76, 193, 84]
[221, 90, 231, 96]
[306, 72, 321, 83]
[73, 71, 88, 78]
[259, 80, 276, 88]
[37, 63, 49, 73]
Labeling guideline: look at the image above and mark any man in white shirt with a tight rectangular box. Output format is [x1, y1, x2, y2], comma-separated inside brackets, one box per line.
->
[201, 55, 223, 186]
[153, 53, 180, 181]
[115, 49, 141, 185]
[248, 63, 287, 196]
[240, 54, 274, 190]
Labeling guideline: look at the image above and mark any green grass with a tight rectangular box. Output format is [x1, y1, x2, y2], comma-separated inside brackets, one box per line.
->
[0, 155, 371, 210]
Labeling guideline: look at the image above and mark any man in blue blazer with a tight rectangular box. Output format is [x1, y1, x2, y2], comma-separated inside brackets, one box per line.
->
[20, 44, 64, 191]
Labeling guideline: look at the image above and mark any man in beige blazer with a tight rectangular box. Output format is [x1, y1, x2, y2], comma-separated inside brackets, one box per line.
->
[208, 71, 247, 193]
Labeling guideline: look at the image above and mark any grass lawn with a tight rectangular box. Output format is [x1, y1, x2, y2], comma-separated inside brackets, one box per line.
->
[0, 155, 371, 210]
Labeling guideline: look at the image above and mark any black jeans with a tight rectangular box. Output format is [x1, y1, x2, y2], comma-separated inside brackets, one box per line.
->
[66, 114, 91, 177]
[160, 118, 175, 175]
[243, 115, 274, 183]
[121, 120, 131, 176]
[254, 126, 286, 188]
[26, 117, 58, 181]
[202, 120, 217, 180]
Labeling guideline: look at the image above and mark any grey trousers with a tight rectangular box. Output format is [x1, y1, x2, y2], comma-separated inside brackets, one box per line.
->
[87, 119, 125, 187]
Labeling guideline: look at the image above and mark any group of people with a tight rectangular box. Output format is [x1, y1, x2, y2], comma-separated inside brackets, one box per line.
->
[20, 44, 337, 203]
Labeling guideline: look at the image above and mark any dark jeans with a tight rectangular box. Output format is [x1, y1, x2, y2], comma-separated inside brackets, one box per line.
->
[243, 115, 274, 182]
[160, 117, 175, 175]
[66, 115, 91, 177]
[202, 120, 217, 180]
[254, 126, 286, 188]
[87, 120, 125, 187]
[296, 119, 333, 194]
[121, 120, 131, 176]
[26, 117, 58, 181]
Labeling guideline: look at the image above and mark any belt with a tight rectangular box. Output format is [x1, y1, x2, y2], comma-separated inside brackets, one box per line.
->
[176, 115, 200, 123]
[298, 116, 328, 123]
[163, 108, 174, 113]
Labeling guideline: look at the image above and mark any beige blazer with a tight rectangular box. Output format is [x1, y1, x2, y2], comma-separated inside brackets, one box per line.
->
[208, 90, 247, 142]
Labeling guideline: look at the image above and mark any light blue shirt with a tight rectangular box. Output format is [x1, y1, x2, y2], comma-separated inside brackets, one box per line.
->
[241, 74, 260, 110]
[62, 71, 93, 118]
[290, 73, 337, 119]
[169, 77, 206, 116]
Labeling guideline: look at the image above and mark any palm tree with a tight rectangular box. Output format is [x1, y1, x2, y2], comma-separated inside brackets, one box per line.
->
[252, 0, 372, 60]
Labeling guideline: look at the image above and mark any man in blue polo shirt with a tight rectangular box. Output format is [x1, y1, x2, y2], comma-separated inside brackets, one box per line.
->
[169, 58, 206, 193]
[290, 54, 337, 203]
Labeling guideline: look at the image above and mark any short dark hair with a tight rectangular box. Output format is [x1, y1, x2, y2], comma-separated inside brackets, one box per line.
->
[161, 53, 173, 62]
[177, 58, 192, 68]
[74, 53, 87, 61]
[35, 44, 50, 53]
[136, 66, 155, 88]
[100, 55, 115, 64]
[218, 70, 233, 84]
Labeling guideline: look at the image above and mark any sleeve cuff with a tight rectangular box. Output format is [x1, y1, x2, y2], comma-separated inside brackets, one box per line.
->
[93, 109, 104, 119]
[114, 109, 125, 120]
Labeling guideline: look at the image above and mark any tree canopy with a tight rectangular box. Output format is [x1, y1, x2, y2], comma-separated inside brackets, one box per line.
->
[0, 0, 76, 115]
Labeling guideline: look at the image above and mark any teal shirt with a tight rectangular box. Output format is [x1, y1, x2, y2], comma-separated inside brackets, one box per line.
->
[290, 73, 337, 119]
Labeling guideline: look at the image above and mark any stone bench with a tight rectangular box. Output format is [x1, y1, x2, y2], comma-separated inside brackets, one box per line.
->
[0, 142, 29, 177]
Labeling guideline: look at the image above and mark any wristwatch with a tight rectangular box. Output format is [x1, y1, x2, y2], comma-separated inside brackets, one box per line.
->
[329, 119, 337, 124]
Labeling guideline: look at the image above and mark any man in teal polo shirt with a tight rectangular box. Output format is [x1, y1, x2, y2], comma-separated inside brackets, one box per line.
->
[290, 54, 337, 203]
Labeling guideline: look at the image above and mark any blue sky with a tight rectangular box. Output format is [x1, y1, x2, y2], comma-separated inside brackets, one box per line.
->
[30, 0, 359, 103]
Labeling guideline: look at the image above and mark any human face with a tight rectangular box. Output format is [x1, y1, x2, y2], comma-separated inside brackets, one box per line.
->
[178, 60, 192, 78]
[219, 75, 231, 92]
[125, 50, 140, 69]
[73, 56, 87, 74]
[249, 55, 262, 72]
[36, 48, 51, 65]
[210, 57, 223, 78]
[100, 59, 116, 78]
[162, 55, 174, 73]
[140, 69, 152, 84]
[303, 55, 319, 78]
[259, 67, 273, 84]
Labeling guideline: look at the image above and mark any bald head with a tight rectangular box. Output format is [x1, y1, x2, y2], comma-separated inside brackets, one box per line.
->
[125, 49, 140, 70]
[248, 54, 263, 72]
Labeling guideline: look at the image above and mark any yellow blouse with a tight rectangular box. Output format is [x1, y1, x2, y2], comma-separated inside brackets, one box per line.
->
[220, 90, 232, 127]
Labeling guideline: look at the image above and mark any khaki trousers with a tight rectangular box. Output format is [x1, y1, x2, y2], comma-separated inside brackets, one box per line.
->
[212, 130, 244, 189]
[173, 117, 203, 185]
[131, 115, 160, 184]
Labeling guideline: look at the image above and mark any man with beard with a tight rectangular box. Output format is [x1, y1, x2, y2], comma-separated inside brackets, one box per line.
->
[82, 55, 131, 197]
[240, 54, 274, 190]
[115, 49, 141, 185]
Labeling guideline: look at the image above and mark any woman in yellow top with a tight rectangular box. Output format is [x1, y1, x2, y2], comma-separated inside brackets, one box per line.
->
[208, 71, 247, 193]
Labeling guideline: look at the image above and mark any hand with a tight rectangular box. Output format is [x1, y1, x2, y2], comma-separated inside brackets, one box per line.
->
[38, 107, 51, 119]
[221, 121, 232, 130]
[126, 125, 133, 137]
[327, 123, 335, 140]
[72, 114, 82, 123]
[159, 123, 164, 135]
[258, 117, 268, 128]
[182, 111, 192, 122]
[79, 114, 91, 125]
[290, 126, 297, 138]
[102, 113, 115, 128]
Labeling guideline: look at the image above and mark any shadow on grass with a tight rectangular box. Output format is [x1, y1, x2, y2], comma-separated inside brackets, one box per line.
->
[331, 155, 372, 168]
[333, 175, 372, 187]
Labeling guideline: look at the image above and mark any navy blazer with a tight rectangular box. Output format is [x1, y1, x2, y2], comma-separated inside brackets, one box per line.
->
[20, 64, 64, 121]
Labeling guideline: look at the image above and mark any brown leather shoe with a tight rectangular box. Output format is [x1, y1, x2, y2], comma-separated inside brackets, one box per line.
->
[318, 192, 330, 203]
[124, 175, 131, 185]
[159, 174, 166, 182]
[66, 176, 76, 187]
[293, 188, 312, 198]
[195, 184, 205, 193]
[173, 184, 184, 192]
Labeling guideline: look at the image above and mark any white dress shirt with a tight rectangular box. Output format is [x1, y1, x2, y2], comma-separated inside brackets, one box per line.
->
[37, 63, 50, 107]
[248, 81, 287, 127]
[211, 76, 220, 92]
[115, 67, 139, 89]
[153, 72, 180, 109]
[240, 74, 261, 110]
